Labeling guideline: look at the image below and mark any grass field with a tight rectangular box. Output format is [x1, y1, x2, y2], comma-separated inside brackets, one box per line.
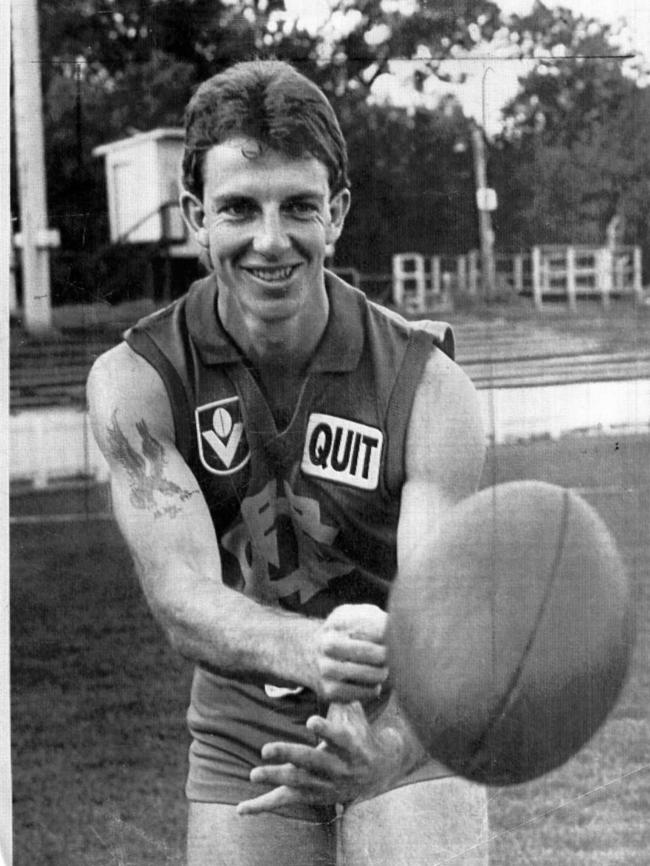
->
[10, 433, 650, 865]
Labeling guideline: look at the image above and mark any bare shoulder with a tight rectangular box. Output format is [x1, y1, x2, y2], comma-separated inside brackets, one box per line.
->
[87, 342, 173, 455]
[405, 347, 485, 498]
[410, 345, 480, 422]
[87, 341, 165, 400]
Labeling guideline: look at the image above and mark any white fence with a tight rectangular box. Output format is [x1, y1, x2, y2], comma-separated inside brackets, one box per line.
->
[531, 245, 643, 311]
[393, 245, 643, 313]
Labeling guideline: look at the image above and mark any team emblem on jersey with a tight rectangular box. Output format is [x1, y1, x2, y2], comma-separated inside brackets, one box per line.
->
[196, 397, 250, 475]
[301, 413, 383, 490]
[221, 479, 355, 605]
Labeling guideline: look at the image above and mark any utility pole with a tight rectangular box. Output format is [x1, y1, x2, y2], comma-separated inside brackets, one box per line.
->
[470, 121, 496, 301]
[1, 6, 13, 865]
[11, 0, 59, 333]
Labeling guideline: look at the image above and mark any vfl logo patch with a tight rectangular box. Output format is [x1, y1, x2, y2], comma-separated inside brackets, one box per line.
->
[196, 397, 250, 475]
[301, 413, 383, 490]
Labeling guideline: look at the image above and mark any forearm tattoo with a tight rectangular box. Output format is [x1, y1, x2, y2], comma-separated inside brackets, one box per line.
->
[106, 411, 198, 518]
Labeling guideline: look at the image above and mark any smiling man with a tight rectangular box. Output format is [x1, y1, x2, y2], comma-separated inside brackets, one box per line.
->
[87, 61, 488, 865]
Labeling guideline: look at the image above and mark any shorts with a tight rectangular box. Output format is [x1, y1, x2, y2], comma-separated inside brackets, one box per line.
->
[185, 665, 451, 822]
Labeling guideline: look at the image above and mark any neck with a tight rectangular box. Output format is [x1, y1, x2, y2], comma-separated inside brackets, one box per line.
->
[218, 285, 329, 374]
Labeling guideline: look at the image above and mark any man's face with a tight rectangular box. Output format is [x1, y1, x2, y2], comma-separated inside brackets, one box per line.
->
[184, 137, 350, 330]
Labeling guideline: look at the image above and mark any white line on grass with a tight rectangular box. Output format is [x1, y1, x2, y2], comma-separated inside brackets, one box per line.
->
[10, 512, 114, 525]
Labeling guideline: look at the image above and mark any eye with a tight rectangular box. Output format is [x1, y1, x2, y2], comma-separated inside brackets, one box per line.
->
[218, 200, 256, 220]
[284, 200, 319, 219]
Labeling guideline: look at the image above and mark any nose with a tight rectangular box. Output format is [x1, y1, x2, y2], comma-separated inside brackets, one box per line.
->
[252, 208, 291, 257]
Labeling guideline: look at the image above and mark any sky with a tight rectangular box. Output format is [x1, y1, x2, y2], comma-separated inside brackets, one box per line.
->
[464, 0, 650, 131]
[499, 0, 650, 56]
[285, 1, 650, 134]
[373, 0, 650, 134]
[286, 0, 650, 56]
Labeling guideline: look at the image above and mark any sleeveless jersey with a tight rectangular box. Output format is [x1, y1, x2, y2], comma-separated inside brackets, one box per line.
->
[125, 272, 456, 770]
[124, 270, 453, 620]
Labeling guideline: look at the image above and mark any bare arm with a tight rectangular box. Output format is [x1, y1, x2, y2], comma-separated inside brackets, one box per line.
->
[87, 343, 387, 699]
[365, 344, 486, 777]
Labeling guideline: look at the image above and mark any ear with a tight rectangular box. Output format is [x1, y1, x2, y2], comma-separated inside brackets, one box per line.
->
[325, 188, 351, 246]
[180, 191, 209, 247]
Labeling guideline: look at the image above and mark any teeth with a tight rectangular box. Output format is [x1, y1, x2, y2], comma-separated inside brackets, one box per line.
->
[247, 266, 295, 281]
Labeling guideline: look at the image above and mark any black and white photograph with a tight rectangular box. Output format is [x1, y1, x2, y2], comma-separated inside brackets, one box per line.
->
[7, 1, 650, 864]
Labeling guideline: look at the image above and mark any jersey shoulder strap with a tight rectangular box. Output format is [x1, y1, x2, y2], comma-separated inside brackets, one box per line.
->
[382, 313, 455, 495]
[410, 318, 455, 360]
[123, 298, 196, 461]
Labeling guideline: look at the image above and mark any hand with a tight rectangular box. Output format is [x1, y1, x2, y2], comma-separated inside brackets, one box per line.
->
[307, 604, 389, 703]
[237, 702, 402, 816]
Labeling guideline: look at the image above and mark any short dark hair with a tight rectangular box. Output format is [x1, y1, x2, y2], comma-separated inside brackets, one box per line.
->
[182, 60, 350, 200]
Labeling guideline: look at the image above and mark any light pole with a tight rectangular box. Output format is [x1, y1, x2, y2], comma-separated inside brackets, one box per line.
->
[470, 65, 497, 300]
[11, 0, 59, 333]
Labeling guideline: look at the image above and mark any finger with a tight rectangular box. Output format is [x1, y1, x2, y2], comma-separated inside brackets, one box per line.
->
[322, 635, 387, 666]
[307, 716, 348, 750]
[306, 711, 365, 755]
[237, 786, 303, 816]
[321, 681, 384, 704]
[321, 658, 388, 688]
[250, 763, 335, 791]
[349, 617, 387, 642]
[330, 605, 388, 642]
[260, 742, 348, 777]
[326, 700, 365, 725]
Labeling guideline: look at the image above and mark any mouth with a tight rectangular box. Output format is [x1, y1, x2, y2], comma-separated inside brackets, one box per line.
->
[241, 264, 300, 283]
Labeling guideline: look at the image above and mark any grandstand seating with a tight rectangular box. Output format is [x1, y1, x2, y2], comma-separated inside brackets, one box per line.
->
[9, 327, 119, 411]
[9, 313, 650, 412]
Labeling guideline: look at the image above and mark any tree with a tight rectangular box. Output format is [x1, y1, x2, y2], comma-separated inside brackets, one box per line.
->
[21, 0, 649, 302]
[499, 1, 641, 146]
[28, 0, 493, 293]
[337, 98, 476, 273]
[489, 1, 649, 275]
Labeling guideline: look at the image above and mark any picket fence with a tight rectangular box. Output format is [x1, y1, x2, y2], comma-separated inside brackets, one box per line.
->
[393, 245, 644, 313]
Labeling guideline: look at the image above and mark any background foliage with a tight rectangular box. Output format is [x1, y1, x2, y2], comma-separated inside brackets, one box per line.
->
[11, 0, 650, 302]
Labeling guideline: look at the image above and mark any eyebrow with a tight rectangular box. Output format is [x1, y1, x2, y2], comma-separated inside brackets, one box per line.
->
[283, 193, 325, 203]
[213, 195, 254, 205]
[210, 190, 327, 207]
